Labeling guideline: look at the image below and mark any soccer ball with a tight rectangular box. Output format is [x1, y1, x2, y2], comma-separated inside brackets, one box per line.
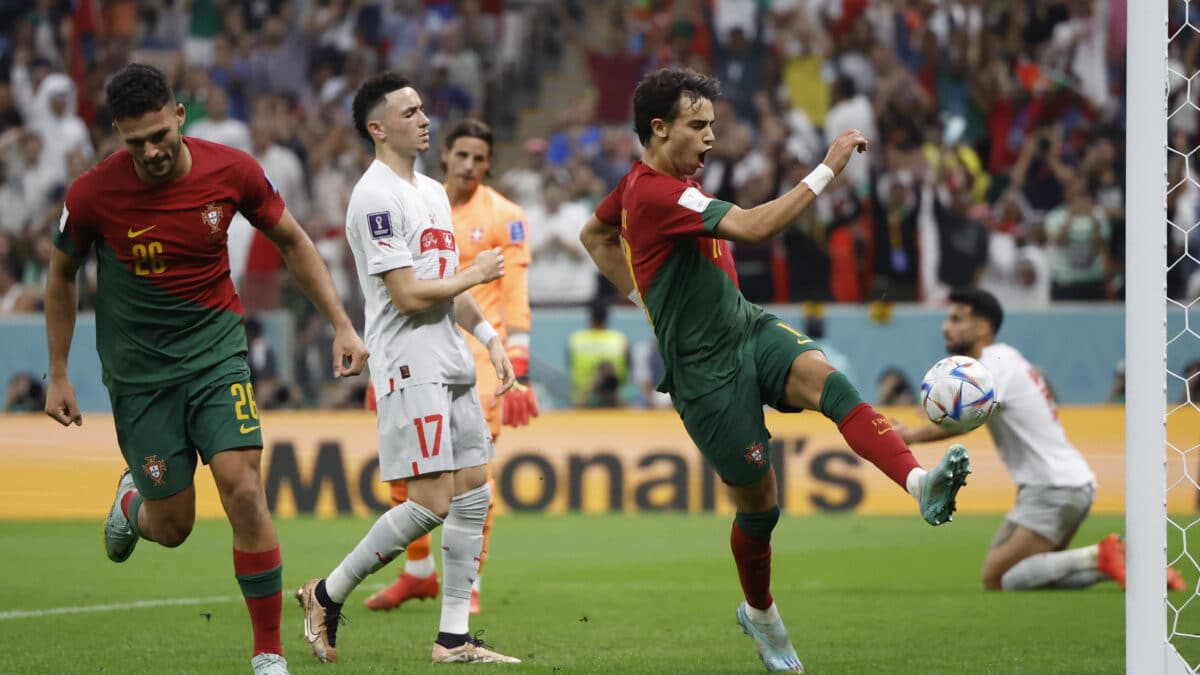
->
[920, 356, 998, 433]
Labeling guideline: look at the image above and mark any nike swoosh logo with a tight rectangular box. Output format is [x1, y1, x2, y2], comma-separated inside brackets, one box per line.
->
[127, 225, 156, 238]
[877, 427, 893, 436]
[239, 424, 260, 434]
[796, 339, 812, 346]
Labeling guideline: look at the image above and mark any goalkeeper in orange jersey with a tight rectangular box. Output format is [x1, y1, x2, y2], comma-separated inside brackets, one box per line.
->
[363, 119, 537, 615]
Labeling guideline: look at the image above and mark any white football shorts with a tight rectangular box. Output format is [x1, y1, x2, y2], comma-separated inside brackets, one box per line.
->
[376, 382, 493, 480]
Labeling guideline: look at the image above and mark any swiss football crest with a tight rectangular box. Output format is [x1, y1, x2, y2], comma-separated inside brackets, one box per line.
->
[744, 442, 766, 466]
[142, 455, 168, 487]
[201, 202, 224, 239]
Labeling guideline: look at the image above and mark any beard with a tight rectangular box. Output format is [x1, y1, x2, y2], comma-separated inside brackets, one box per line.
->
[945, 338, 973, 355]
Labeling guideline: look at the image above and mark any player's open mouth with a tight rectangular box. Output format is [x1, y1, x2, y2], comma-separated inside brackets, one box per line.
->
[699, 149, 710, 166]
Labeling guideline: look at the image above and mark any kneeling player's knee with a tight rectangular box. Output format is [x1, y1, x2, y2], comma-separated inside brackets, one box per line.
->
[981, 572, 1003, 591]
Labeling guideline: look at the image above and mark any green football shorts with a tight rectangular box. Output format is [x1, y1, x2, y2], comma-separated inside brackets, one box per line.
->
[108, 354, 264, 499]
[673, 312, 822, 486]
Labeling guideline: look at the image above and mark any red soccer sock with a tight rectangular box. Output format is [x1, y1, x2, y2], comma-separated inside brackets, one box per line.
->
[731, 522, 773, 610]
[233, 548, 283, 657]
[838, 402, 921, 488]
[119, 490, 136, 519]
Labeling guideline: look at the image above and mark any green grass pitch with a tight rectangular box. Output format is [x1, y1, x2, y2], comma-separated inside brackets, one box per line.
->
[0, 513, 1148, 673]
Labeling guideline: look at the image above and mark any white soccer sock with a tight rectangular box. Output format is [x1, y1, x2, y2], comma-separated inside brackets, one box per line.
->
[326, 501, 443, 603]
[1000, 546, 1098, 591]
[905, 468, 927, 501]
[745, 602, 781, 625]
[439, 483, 490, 635]
[406, 555, 436, 579]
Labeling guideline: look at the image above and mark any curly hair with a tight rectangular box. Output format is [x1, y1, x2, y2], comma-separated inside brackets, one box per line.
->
[632, 68, 721, 145]
[106, 63, 174, 121]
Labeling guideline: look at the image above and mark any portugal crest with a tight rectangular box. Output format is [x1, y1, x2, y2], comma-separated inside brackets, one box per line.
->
[201, 202, 224, 236]
[744, 442, 766, 467]
[142, 455, 168, 487]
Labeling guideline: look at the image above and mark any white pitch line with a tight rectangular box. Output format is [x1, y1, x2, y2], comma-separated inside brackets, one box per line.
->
[0, 595, 239, 620]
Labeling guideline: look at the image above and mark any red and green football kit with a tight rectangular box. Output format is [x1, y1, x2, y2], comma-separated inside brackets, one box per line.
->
[595, 161, 819, 485]
[55, 137, 286, 497]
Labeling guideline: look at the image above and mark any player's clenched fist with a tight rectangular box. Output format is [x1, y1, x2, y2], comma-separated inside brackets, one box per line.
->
[821, 129, 869, 176]
[473, 247, 505, 283]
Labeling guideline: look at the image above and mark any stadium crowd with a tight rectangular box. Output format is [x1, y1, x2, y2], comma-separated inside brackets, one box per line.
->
[0, 0, 1141, 409]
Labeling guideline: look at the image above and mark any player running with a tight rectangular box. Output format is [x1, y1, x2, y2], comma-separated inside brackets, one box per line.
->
[44, 63, 369, 675]
[578, 67, 971, 673]
[295, 72, 521, 665]
[364, 119, 537, 615]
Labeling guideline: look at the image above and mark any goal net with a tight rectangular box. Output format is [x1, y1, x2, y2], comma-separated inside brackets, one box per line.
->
[1133, 1, 1199, 672]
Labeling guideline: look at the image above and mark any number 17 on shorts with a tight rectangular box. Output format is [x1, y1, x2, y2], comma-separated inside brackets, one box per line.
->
[375, 382, 493, 480]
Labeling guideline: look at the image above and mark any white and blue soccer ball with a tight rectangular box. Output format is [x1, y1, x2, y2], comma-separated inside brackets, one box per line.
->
[920, 356, 998, 433]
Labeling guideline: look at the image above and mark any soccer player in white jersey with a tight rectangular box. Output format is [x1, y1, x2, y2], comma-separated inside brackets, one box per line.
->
[295, 72, 522, 664]
[896, 287, 1171, 591]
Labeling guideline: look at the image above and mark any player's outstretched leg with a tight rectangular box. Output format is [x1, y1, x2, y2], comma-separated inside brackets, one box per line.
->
[736, 601, 804, 673]
[296, 579, 342, 663]
[104, 468, 141, 562]
[250, 653, 289, 675]
[914, 444, 971, 526]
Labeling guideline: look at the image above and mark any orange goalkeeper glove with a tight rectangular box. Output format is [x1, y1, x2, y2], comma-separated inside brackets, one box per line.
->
[502, 345, 539, 427]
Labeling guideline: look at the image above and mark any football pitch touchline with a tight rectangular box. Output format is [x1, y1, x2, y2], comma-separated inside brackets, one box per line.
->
[0, 583, 393, 621]
[0, 595, 239, 620]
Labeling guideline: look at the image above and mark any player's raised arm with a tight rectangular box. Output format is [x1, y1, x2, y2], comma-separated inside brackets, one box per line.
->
[580, 214, 636, 299]
[44, 246, 83, 426]
[381, 246, 504, 315]
[714, 129, 868, 245]
[263, 207, 369, 377]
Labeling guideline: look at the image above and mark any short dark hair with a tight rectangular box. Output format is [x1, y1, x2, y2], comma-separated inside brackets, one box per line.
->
[352, 72, 412, 143]
[632, 68, 721, 145]
[443, 119, 493, 155]
[106, 63, 174, 121]
[949, 287, 1004, 335]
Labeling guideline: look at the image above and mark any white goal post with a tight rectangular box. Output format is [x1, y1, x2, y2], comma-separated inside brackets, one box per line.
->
[1128, 1, 1191, 672]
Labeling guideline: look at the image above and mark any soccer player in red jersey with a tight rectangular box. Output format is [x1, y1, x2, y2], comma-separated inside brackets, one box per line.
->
[579, 67, 971, 673]
[43, 63, 369, 675]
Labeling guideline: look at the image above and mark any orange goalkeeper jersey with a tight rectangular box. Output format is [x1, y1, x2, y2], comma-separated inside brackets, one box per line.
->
[448, 184, 532, 346]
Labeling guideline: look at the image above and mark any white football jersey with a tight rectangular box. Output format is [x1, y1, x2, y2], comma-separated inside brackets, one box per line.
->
[346, 160, 475, 400]
[980, 343, 1095, 487]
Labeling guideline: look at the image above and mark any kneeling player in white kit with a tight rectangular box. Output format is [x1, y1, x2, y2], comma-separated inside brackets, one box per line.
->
[899, 288, 1184, 592]
[296, 72, 522, 664]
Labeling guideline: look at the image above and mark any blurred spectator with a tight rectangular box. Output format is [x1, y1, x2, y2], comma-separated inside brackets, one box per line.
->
[876, 367, 917, 407]
[0, 143, 33, 235]
[4, 372, 44, 412]
[568, 301, 629, 407]
[500, 136, 548, 210]
[0, 243, 36, 314]
[1044, 176, 1112, 301]
[187, 86, 251, 152]
[526, 175, 597, 306]
[558, 4, 648, 126]
[250, 120, 310, 224]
